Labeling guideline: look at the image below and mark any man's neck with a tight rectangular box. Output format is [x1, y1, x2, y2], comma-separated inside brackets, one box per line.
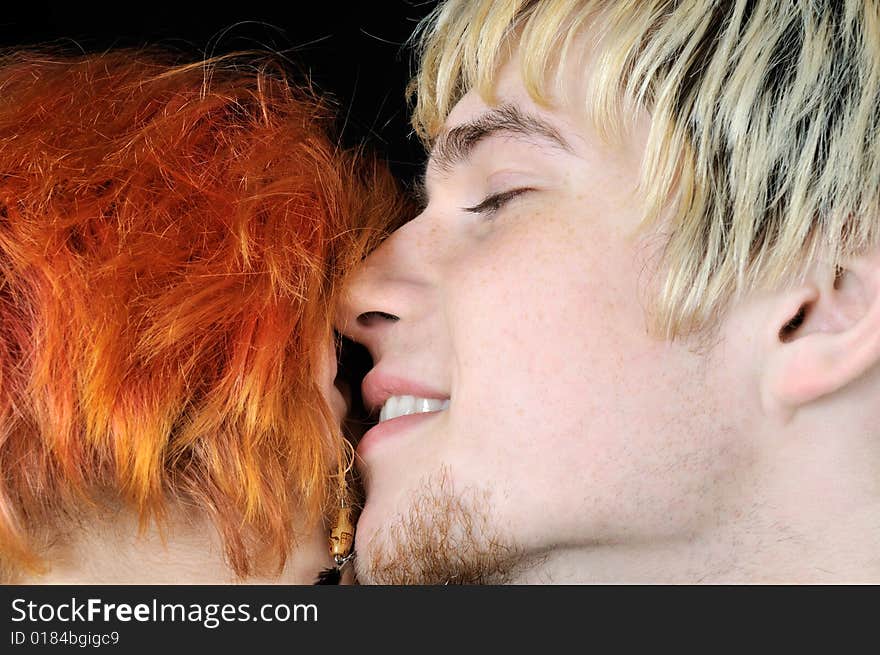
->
[510, 445, 880, 583]
[510, 522, 880, 584]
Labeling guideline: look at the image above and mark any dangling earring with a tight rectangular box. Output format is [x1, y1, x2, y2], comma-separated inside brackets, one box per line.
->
[314, 451, 357, 584]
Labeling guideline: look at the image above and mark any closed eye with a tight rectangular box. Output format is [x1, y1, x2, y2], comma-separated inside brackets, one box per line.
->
[463, 187, 535, 216]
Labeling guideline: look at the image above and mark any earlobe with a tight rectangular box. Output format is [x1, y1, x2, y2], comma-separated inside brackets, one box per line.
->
[760, 255, 880, 421]
[760, 284, 821, 419]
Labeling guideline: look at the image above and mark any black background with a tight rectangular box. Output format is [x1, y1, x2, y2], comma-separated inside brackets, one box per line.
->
[0, 2, 437, 185]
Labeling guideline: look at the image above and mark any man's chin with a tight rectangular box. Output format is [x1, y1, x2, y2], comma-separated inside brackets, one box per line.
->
[352, 468, 524, 585]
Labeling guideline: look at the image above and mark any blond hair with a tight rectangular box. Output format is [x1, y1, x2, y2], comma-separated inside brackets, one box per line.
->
[411, 0, 880, 335]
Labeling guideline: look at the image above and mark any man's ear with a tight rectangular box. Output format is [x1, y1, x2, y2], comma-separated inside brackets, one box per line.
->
[761, 251, 880, 420]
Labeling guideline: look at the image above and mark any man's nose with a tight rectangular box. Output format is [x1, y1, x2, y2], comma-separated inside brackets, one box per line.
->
[336, 216, 437, 354]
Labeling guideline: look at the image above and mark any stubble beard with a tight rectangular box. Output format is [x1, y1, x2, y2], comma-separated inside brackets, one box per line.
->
[354, 468, 526, 585]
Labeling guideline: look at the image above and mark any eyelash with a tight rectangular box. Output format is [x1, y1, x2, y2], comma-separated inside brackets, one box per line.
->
[463, 187, 534, 217]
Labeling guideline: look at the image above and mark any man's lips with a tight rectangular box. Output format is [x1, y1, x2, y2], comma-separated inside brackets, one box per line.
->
[356, 409, 445, 457]
[360, 369, 450, 416]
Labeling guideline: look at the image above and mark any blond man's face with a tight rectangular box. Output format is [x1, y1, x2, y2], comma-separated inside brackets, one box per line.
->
[338, 50, 756, 583]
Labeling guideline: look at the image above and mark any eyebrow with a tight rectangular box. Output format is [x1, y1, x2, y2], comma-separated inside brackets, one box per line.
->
[427, 103, 572, 175]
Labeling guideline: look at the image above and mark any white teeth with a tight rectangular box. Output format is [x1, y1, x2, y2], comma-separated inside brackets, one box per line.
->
[379, 395, 450, 423]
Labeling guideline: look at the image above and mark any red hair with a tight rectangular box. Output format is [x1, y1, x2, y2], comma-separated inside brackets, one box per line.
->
[0, 49, 406, 579]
